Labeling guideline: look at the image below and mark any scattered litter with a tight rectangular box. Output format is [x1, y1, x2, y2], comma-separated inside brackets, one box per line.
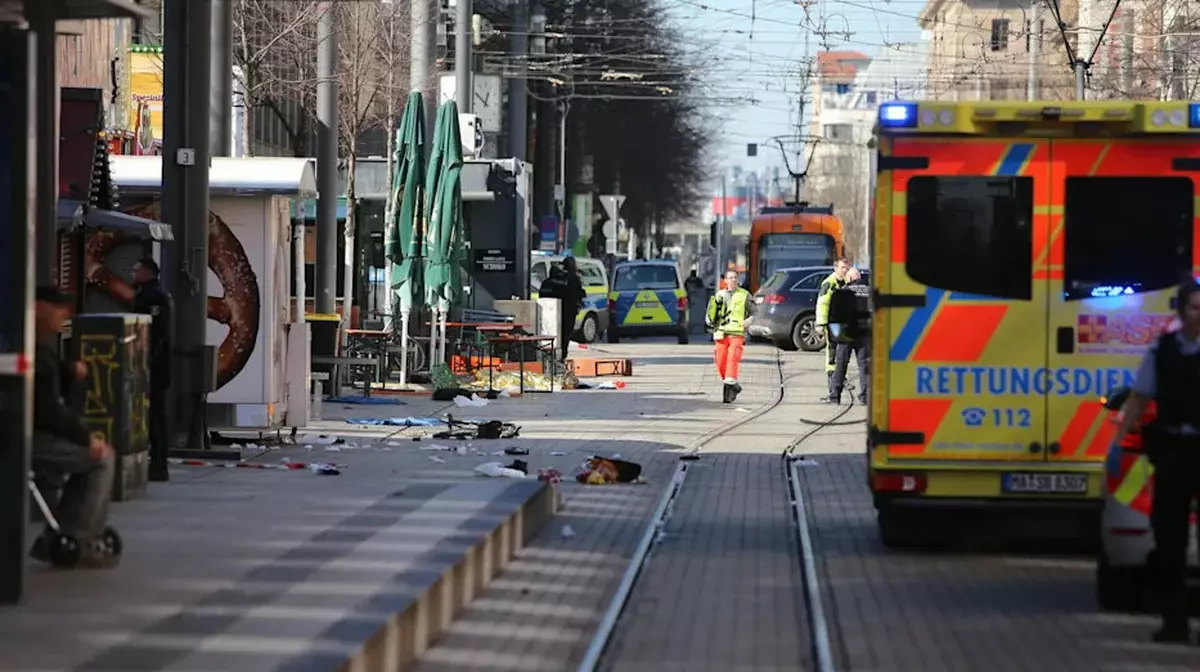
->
[576, 456, 643, 484]
[550, 451, 566, 457]
[474, 461, 530, 479]
[428, 455, 447, 464]
[295, 433, 343, 445]
[538, 468, 563, 484]
[792, 456, 819, 467]
[507, 459, 529, 474]
[308, 462, 342, 475]
[324, 445, 342, 452]
[504, 446, 529, 456]
[499, 388, 514, 397]
[420, 444, 452, 452]
[560, 524, 575, 539]
[169, 457, 345, 472]
[735, 407, 751, 413]
[325, 395, 406, 405]
[345, 417, 443, 427]
[453, 393, 490, 408]
[595, 380, 626, 390]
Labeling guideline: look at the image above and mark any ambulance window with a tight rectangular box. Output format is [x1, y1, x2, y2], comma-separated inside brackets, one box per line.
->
[905, 176, 1034, 300]
[1063, 177, 1194, 301]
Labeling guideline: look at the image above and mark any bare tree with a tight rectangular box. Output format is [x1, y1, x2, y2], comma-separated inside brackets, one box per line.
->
[808, 148, 869, 265]
[231, 0, 321, 156]
[376, 0, 411, 212]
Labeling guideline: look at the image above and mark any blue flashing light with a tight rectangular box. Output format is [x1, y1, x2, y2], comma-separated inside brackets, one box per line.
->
[1189, 103, 1200, 128]
[879, 102, 918, 128]
[1089, 285, 1135, 298]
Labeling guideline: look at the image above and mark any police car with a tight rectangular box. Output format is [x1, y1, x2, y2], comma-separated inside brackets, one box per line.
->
[531, 254, 611, 343]
[607, 260, 689, 344]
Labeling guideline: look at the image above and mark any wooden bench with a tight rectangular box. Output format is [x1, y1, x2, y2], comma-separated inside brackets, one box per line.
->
[312, 356, 381, 397]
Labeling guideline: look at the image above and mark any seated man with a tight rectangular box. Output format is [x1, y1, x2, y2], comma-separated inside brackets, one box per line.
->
[29, 286, 118, 568]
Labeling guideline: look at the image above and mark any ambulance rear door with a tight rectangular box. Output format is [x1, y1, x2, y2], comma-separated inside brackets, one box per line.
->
[878, 137, 1051, 464]
[1044, 139, 1200, 466]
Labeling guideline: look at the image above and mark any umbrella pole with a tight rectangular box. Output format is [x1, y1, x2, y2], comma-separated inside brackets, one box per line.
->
[399, 308, 410, 387]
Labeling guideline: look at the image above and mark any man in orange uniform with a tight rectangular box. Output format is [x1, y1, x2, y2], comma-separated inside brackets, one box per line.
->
[706, 269, 753, 403]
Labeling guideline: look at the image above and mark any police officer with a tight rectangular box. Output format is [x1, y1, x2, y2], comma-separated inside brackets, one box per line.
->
[131, 257, 172, 482]
[1116, 279, 1200, 644]
[815, 257, 852, 402]
[827, 267, 870, 405]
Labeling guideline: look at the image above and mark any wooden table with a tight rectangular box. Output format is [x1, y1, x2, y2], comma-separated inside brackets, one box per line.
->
[484, 335, 558, 394]
[312, 356, 381, 397]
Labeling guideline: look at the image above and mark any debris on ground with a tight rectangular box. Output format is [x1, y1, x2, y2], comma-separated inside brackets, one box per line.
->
[560, 524, 575, 539]
[504, 446, 529, 455]
[596, 380, 626, 390]
[325, 396, 406, 405]
[575, 456, 643, 484]
[474, 461, 530, 479]
[453, 393, 490, 407]
[549, 451, 566, 457]
[308, 462, 342, 475]
[345, 417, 443, 427]
[295, 433, 344, 445]
[428, 455, 446, 464]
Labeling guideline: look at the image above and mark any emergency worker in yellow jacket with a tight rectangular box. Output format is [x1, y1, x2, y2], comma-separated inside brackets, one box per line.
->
[814, 257, 852, 402]
[706, 269, 753, 403]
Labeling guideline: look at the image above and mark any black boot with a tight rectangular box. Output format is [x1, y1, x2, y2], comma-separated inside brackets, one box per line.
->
[722, 383, 733, 404]
[149, 462, 170, 483]
[857, 393, 868, 405]
[729, 382, 742, 402]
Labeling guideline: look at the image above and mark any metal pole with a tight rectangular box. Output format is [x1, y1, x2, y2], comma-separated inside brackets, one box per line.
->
[559, 101, 568, 245]
[315, 3, 339, 315]
[716, 174, 725, 292]
[455, 0, 473, 113]
[32, 2, 57, 286]
[171, 1, 213, 451]
[0, 12, 37, 606]
[210, 0, 233, 156]
[507, 0, 528, 159]
[1027, 0, 1040, 101]
[411, 0, 437, 148]
[1075, 63, 1087, 100]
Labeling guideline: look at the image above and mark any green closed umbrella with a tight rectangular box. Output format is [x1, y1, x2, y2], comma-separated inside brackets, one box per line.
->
[422, 101, 466, 370]
[384, 92, 427, 384]
[423, 100, 465, 309]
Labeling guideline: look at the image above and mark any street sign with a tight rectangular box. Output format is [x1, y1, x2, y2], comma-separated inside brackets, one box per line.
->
[599, 194, 625, 222]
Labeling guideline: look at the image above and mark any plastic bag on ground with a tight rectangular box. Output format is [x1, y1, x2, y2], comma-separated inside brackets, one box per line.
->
[454, 393, 490, 408]
[474, 461, 530, 479]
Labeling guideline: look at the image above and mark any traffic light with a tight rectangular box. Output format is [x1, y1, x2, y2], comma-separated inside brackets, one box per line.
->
[709, 220, 718, 247]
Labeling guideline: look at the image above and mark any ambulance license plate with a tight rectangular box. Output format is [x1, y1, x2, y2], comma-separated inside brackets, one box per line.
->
[1002, 473, 1088, 495]
[635, 301, 658, 308]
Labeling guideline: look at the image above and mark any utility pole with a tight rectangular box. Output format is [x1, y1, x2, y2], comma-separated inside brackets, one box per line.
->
[455, 0, 473, 113]
[210, 0, 233, 156]
[163, 0, 213, 450]
[411, 0, 438, 147]
[1027, 0, 1041, 101]
[315, 3, 338, 314]
[507, 0, 528, 159]
[716, 174, 726, 291]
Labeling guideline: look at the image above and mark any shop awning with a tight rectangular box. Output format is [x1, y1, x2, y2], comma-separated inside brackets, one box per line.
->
[57, 199, 173, 241]
[0, 0, 154, 22]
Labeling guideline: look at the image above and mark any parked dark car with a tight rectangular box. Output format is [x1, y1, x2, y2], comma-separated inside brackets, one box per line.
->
[746, 266, 871, 352]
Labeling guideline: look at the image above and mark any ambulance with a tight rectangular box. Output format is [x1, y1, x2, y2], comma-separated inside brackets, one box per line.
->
[869, 100, 1200, 547]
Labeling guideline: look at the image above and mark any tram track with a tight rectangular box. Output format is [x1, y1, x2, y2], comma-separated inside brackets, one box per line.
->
[576, 348, 846, 672]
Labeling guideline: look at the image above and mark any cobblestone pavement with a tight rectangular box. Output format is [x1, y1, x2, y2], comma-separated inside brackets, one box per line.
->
[412, 339, 820, 671]
[798, 456, 1200, 672]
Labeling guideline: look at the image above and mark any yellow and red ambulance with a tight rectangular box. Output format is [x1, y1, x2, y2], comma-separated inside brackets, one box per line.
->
[869, 100, 1200, 546]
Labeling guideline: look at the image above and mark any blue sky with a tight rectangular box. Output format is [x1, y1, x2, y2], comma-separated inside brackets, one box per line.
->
[664, 0, 931, 179]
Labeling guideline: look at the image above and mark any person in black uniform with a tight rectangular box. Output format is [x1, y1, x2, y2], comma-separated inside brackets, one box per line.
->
[542, 257, 586, 361]
[1116, 278, 1200, 644]
[827, 267, 870, 405]
[131, 257, 172, 482]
